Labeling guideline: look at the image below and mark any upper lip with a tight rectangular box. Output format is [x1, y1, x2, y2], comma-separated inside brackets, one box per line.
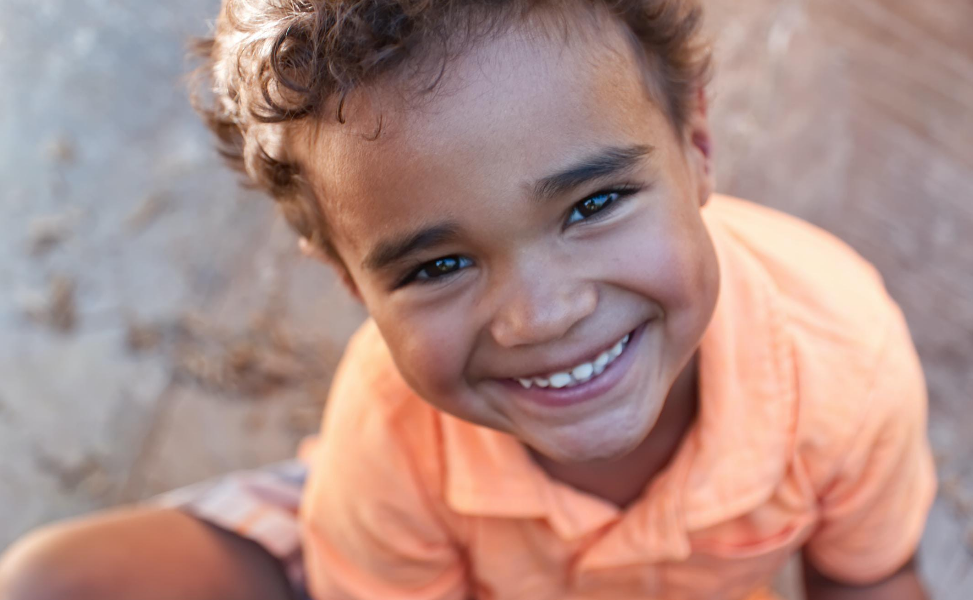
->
[505, 329, 634, 380]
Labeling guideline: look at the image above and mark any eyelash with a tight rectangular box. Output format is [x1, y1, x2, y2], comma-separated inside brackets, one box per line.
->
[396, 255, 474, 288]
[564, 184, 640, 228]
[396, 185, 641, 288]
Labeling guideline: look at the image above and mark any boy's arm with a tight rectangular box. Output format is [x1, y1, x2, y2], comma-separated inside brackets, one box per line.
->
[0, 507, 295, 600]
[803, 556, 928, 600]
[801, 306, 935, 596]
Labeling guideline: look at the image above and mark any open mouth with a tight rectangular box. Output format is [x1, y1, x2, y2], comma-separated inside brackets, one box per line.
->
[515, 330, 634, 390]
[500, 322, 648, 410]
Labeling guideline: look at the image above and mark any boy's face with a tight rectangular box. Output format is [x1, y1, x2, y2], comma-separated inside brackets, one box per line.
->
[300, 12, 719, 464]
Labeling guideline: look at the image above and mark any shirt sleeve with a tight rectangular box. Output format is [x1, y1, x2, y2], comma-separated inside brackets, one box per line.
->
[803, 308, 937, 585]
[300, 324, 468, 600]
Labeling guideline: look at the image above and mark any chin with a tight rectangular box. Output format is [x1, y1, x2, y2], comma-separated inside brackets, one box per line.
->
[533, 416, 653, 465]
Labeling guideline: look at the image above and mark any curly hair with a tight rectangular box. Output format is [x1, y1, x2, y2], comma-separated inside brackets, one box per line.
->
[191, 0, 711, 264]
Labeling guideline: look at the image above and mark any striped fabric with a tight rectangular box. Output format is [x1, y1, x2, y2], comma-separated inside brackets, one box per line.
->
[154, 460, 312, 599]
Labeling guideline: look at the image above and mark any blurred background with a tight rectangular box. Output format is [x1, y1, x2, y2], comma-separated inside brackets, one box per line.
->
[0, 0, 970, 597]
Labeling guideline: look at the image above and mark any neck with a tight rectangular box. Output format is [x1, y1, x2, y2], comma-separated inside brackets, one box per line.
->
[531, 352, 700, 508]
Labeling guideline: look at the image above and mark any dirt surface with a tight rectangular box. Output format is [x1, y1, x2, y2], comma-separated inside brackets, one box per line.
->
[1, 1, 970, 598]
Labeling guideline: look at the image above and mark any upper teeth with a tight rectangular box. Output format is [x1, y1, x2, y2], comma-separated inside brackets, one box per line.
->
[517, 333, 631, 390]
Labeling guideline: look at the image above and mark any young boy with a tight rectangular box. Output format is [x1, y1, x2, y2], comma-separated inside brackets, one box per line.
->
[0, 0, 935, 599]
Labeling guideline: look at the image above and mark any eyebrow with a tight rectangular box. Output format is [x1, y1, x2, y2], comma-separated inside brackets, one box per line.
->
[362, 223, 459, 272]
[530, 144, 653, 203]
[362, 144, 653, 274]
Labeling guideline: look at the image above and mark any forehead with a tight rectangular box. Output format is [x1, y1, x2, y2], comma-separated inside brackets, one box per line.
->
[300, 9, 674, 258]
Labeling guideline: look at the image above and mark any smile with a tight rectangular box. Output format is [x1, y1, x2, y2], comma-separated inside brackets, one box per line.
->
[516, 332, 632, 390]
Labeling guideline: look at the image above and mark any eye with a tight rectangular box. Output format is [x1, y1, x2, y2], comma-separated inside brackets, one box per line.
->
[400, 255, 473, 287]
[565, 189, 631, 226]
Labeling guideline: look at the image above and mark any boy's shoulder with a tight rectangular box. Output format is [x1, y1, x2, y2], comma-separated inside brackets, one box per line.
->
[703, 195, 925, 488]
[703, 194, 892, 342]
[318, 320, 444, 469]
[704, 194, 899, 373]
[322, 320, 436, 427]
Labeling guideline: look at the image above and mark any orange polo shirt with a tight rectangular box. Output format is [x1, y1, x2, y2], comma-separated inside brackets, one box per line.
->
[300, 195, 936, 600]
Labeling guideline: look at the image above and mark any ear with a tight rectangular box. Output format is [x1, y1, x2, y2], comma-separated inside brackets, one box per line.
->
[684, 87, 714, 208]
[298, 237, 363, 302]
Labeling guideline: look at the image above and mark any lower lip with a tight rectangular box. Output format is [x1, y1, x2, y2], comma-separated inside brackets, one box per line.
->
[503, 322, 647, 409]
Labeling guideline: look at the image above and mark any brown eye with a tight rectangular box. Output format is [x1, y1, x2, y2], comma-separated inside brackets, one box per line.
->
[567, 191, 622, 225]
[405, 255, 473, 286]
[429, 257, 458, 276]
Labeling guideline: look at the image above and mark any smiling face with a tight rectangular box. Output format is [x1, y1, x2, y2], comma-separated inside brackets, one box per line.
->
[297, 9, 720, 464]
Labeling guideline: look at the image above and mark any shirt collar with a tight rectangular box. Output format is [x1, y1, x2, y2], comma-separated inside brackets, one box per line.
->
[440, 211, 798, 565]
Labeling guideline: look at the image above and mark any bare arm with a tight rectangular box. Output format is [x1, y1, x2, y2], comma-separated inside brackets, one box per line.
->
[803, 556, 928, 600]
[0, 507, 294, 600]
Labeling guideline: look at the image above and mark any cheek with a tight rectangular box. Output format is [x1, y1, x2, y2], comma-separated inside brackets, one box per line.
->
[372, 304, 476, 401]
[613, 208, 713, 309]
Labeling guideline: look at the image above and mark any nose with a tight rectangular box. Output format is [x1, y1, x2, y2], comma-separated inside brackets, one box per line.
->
[489, 268, 598, 349]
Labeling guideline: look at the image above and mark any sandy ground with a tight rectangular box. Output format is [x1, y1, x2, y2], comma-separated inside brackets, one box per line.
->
[0, 0, 971, 598]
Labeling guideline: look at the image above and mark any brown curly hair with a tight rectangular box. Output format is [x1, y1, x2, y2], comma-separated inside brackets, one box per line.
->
[192, 0, 710, 265]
